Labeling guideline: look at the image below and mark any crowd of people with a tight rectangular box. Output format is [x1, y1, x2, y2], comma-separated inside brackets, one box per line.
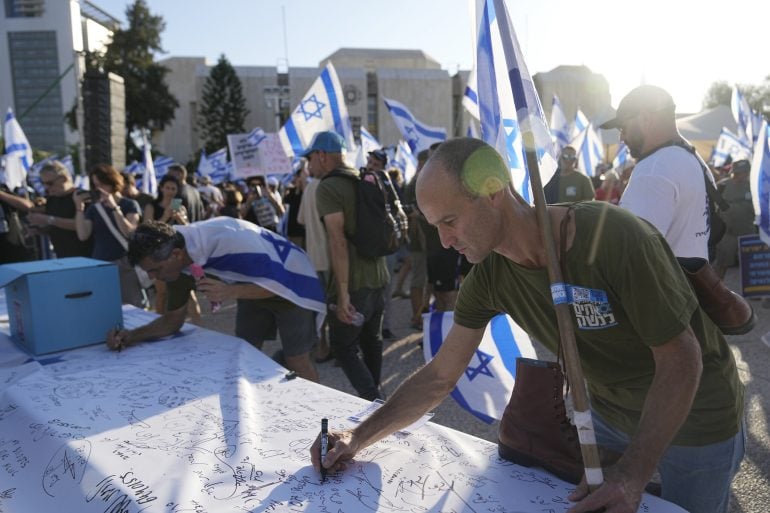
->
[0, 83, 757, 513]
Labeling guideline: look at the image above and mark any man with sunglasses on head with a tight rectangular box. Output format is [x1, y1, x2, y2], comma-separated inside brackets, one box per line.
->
[25, 160, 93, 258]
[543, 145, 595, 203]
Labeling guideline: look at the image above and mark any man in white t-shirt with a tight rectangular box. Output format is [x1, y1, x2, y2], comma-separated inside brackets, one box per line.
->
[602, 86, 708, 258]
[601, 85, 754, 335]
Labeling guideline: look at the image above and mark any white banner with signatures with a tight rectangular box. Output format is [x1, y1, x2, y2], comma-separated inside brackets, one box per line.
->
[0, 306, 685, 512]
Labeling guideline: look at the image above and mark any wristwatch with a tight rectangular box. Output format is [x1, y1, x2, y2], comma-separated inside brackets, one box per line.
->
[47, 215, 55, 225]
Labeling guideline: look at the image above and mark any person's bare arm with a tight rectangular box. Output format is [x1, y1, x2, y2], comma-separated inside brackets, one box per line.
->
[73, 193, 93, 240]
[568, 326, 702, 513]
[106, 304, 188, 351]
[323, 211, 357, 324]
[0, 189, 34, 211]
[310, 323, 485, 472]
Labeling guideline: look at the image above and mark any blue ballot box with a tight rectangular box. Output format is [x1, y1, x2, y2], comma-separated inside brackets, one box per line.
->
[0, 257, 122, 355]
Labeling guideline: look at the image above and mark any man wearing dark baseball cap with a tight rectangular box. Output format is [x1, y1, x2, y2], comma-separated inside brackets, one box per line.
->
[599, 85, 676, 133]
[604, 84, 755, 334]
[367, 149, 388, 170]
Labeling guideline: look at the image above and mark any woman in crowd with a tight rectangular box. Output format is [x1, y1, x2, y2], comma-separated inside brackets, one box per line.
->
[143, 174, 188, 224]
[74, 164, 144, 307]
[143, 174, 200, 323]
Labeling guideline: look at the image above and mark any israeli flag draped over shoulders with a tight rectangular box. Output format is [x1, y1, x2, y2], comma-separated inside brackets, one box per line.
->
[382, 97, 447, 154]
[176, 217, 326, 319]
[423, 311, 537, 423]
[278, 62, 356, 157]
[3, 108, 33, 190]
[750, 120, 770, 246]
[472, 0, 557, 204]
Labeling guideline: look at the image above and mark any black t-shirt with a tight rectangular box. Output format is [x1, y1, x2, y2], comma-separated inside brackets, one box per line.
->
[283, 188, 305, 238]
[45, 191, 93, 258]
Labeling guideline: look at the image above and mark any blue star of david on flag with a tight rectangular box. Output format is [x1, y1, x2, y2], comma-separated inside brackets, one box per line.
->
[465, 349, 494, 381]
[260, 230, 295, 264]
[299, 94, 326, 121]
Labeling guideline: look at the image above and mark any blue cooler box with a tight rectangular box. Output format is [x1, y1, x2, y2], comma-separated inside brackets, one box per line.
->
[0, 257, 122, 355]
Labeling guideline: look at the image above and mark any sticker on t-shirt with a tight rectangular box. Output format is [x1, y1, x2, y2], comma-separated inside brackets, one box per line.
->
[569, 286, 617, 330]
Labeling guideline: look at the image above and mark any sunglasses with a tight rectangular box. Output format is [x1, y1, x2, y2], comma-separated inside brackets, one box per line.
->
[41, 176, 63, 186]
[561, 155, 577, 161]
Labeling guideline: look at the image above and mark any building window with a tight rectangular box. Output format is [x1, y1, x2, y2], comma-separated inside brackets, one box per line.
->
[8, 31, 65, 152]
[366, 72, 378, 137]
[4, 0, 44, 17]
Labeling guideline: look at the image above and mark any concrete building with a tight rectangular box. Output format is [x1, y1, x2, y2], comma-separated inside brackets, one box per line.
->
[0, 0, 117, 154]
[158, 48, 469, 164]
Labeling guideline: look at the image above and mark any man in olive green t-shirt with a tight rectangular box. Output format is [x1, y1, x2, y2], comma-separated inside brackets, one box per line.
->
[306, 131, 389, 401]
[312, 138, 744, 513]
[544, 145, 596, 203]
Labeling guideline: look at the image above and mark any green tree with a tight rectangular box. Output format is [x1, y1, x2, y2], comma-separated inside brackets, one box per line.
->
[703, 79, 770, 120]
[198, 54, 249, 153]
[101, 0, 178, 159]
[702, 80, 732, 109]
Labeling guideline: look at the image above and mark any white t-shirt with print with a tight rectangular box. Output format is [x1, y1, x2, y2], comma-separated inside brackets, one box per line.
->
[620, 145, 709, 259]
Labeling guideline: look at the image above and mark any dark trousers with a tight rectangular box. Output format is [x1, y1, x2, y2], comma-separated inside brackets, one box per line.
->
[328, 287, 385, 401]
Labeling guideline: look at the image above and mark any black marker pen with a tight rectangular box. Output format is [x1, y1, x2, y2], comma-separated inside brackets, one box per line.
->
[320, 418, 328, 482]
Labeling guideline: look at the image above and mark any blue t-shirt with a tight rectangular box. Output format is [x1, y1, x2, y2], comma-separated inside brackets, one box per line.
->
[85, 197, 141, 260]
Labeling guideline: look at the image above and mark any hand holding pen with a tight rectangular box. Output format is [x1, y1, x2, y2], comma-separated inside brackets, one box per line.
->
[310, 422, 358, 481]
[107, 324, 128, 352]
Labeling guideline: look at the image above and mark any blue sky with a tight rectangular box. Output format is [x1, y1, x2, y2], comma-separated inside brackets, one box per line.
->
[94, 0, 770, 114]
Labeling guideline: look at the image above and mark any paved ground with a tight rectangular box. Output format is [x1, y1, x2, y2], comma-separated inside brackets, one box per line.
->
[195, 266, 769, 513]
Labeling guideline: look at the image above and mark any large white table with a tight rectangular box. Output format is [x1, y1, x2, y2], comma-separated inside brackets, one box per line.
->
[0, 305, 684, 512]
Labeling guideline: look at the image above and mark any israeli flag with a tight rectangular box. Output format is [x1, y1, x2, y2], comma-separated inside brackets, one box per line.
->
[141, 130, 157, 196]
[73, 173, 90, 190]
[732, 87, 756, 145]
[750, 120, 770, 246]
[571, 123, 604, 177]
[550, 95, 570, 150]
[3, 108, 33, 190]
[472, 0, 557, 204]
[246, 127, 267, 147]
[612, 142, 629, 171]
[153, 155, 175, 179]
[382, 96, 447, 154]
[423, 311, 537, 423]
[463, 62, 480, 120]
[571, 108, 589, 142]
[207, 148, 230, 184]
[711, 127, 753, 168]
[124, 160, 143, 174]
[196, 149, 212, 178]
[392, 140, 418, 183]
[176, 217, 326, 324]
[278, 62, 356, 157]
[60, 155, 74, 178]
[467, 121, 480, 139]
[354, 126, 382, 169]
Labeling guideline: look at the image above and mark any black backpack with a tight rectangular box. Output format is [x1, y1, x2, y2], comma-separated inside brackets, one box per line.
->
[323, 168, 409, 257]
